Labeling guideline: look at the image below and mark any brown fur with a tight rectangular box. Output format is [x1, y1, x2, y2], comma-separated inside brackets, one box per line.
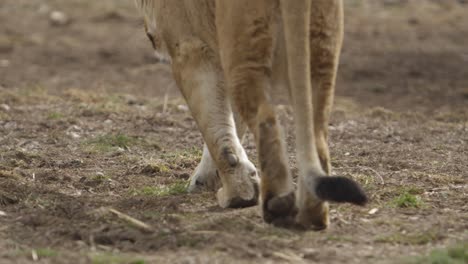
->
[135, 0, 366, 229]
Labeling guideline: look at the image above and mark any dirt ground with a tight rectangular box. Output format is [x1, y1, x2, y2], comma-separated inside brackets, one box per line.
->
[0, 0, 467, 263]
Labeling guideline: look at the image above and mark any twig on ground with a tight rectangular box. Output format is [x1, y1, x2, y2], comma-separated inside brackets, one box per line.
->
[108, 208, 154, 233]
[272, 251, 304, 263]
[31, 250, 38, 261]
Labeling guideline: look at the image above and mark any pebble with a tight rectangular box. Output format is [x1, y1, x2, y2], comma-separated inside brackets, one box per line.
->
[0, 59, 10, 67]
[67, 125, 82, 132]
[177, 104, 189, 112]
[69, 132, 81, 139]
[50, 11, 69, 26]
[0, 104, 10, 111]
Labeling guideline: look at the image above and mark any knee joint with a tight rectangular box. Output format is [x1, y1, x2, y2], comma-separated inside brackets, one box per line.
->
[174, 38, 212, 65]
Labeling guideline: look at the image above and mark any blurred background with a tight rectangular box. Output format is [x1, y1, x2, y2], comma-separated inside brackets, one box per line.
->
[0, 0, 467, 115]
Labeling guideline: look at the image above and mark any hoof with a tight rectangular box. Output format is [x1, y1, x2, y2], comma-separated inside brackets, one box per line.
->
[216, 180, 259, 208]
[295, 201, 329, 230]
[262, 192, 298, 227]
[215, 157, 260, 208]
[188, 165, 220, 193]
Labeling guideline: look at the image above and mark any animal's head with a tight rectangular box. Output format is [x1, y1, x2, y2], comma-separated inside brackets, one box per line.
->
[134, 0, 157, 49]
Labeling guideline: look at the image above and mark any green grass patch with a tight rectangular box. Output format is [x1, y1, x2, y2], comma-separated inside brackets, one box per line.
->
[47, 112, 64, 120]
[405, 243, 467, 264]
[96, 94, 128, 113]
[350, 173, 376, 188]
[392, 192, 423, 208]
[0, 170, 21, 179]
[84, 134, 138, 153]
[130, 181, 188, 197]
[375, 231, 440, 245]
[160, 147, 202, 169]
[35, 248, 59, 258]
[92, 174, 111, 181]
[2, 248, 60, 259]
[90, 253, 145, 264]
[141, 161, 170, 174]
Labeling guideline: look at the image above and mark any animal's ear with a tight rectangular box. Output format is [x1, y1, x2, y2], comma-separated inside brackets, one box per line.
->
[315, 176, 368, 206]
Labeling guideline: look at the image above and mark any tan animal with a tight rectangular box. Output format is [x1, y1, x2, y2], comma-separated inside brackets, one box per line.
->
[135, 0, 367, 229]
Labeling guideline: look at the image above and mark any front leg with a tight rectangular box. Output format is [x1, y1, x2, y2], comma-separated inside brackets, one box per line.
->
[172, 38, 259, 208]
[188, 112, 247, 193]
[216, 0, 297, 225]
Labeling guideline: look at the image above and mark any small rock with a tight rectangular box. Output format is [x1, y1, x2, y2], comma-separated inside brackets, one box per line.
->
[68, 132, 81, 139]
[50, 11, 70, 26]
[368, 208, 379, 215]
[136, 105, 147, 111]
[0, 59, 10, 67]
[347, 120, 357, 126]
[116, 147, 125, 152]
[67, 125, 82, 132]
[104, 119, 113, 125]
[177, 104, 189, 112]
[0, 210, 6, 217]
[0, 104, 10, 111]
[19, 141, 41, 151]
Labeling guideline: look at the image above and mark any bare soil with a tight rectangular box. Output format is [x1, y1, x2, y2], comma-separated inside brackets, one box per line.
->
[0, 1, 467, 263]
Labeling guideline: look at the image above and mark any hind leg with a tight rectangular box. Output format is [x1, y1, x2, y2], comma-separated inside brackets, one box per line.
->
[295, 0, 344, 229]
[311, 0, 343, 175]
[216, 0, 296, 225]
[172, 38, 259, 208]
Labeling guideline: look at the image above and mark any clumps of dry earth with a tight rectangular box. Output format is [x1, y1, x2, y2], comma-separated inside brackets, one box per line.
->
[0, 85, 466, 264]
